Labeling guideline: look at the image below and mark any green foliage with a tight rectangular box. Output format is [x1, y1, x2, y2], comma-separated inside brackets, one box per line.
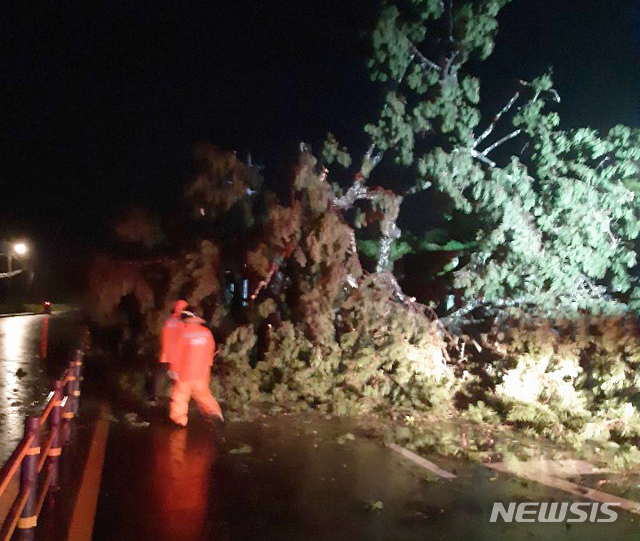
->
[216, 275, 452, 418]
[357, 238, 413, 264]
[365, 0, 640, 312]
[454, 312, 640, 465]
[210, 157, 454, 417]
[451, 124, 640, 311]
[86, 2, 640, 472]
[454, 0, 512, 60]
[322, 133, 352, 168]
[215, 324, 261, 416]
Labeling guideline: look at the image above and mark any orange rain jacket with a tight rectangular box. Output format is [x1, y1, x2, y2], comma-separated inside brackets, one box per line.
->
[159, 300, 188, 364]
[171, 320, 216, 383]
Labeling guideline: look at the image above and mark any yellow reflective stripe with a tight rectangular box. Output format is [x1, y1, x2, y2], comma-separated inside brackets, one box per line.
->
[18, 515, 37, 529]
[25, 447, 41, 456]
[62, 412, 75, 419]
[49, 447, 62, 457]
[73, 391, 81, 397]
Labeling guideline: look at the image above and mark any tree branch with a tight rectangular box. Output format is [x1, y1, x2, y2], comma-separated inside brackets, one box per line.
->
[474, 91, 520, 148]
[333, 179, 368, 210]
[481, 128, 522, 156]
[469, 149, 496, 168]
[333, 143, 383, 209]
[407, 40, 441, 73]
[406, 180, 433, 195]
[400, 52, 415, 83]
[0, 269, 24, 279]
[443, 50, 459, 81]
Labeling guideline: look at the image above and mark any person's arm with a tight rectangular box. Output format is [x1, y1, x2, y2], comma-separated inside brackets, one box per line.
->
[168, 333, 184, 381]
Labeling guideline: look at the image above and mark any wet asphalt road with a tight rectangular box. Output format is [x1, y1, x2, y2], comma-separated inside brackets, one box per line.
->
[0, 312, 81, 464]
[93, 412, 640, 541]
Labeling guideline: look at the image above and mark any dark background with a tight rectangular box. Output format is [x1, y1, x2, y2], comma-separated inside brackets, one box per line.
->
[0, 0, 638, 297]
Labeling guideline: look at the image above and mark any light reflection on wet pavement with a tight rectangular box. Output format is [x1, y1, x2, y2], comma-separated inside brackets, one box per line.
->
[94, 412, 640, 541]
[0, 313, 80, 464]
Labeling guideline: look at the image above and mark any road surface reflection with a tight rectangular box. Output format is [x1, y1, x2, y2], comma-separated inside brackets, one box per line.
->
[0, 313, 80, 464]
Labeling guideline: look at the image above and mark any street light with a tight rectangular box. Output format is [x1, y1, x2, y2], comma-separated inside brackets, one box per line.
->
[3, 241, 29, 277]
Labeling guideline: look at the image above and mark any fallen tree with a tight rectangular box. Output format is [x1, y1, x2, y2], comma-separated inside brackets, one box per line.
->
[85, 0, 640, 469]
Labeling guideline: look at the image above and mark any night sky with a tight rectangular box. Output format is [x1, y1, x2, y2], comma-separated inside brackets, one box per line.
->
[0, 0, 638, 265]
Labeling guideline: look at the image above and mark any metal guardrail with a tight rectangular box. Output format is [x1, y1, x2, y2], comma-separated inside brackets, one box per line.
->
[0, 343, 86, 541]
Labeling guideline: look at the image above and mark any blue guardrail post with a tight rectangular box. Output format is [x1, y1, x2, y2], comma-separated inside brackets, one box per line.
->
[17, 415, 40, 538]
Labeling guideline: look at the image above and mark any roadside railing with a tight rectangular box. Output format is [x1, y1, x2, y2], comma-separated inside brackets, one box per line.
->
[0, 346, 85, 541]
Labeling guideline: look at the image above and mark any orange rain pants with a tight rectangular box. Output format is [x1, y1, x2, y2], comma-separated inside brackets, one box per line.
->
[169, 380, 223, 427]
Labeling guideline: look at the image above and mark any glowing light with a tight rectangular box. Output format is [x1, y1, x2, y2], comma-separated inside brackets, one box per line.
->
[406, 343, 449, 380]
[2, 316, 29, 361]
[13, 243, 27, 255]
[1, 316, 30, 398]
[497, 355, 585, 410]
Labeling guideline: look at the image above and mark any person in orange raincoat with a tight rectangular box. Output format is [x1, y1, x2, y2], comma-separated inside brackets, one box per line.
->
[169, 310, 224, 427]
[153, 299, 188, 400]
